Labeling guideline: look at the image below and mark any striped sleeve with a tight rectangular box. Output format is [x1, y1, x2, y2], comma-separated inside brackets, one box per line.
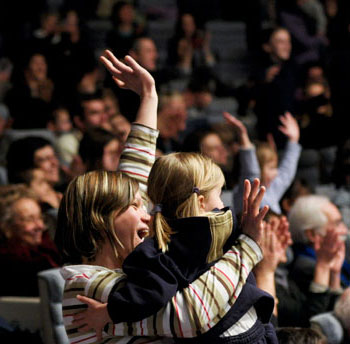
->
[117, 124, 158, 201]
[62, 268, 171, 344]
[107, 234, 262, 338]
[62, 270, 127, 344]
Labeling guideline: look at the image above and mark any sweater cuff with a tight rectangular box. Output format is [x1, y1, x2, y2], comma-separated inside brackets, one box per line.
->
[238, 234, 263, 262]
[131, 123, 159, 137]
[310, 281, 328, 293]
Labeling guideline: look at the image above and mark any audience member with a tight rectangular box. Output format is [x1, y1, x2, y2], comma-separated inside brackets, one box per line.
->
[156, 91, 187, 155]
[182, 126, 233, 187]
[6, 136, 60, 188]
[106, 1, 145, 59]
[100, 88, 131, 141]
[254, 212, 341, 327]
[79, 127, 122, 172]
[55, 92, 108, 166]
[47, 106, 73, 136]
[225, 111, 301, 214]
[0, 184, 61, 296]
[30, 11, 62, 59]
[5, 52, 55, 129]
[288, 195, 349, 292]
[167, 13, 215, 75]
[253, 27, 297, 148]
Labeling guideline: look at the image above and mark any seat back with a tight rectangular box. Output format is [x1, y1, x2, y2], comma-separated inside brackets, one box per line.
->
[37, 268, 69, 344]
[0, 296, 40, 333]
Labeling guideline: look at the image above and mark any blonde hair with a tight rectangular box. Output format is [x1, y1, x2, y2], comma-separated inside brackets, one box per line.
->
[56, 170, 138, 264]
[147, 152, 225, 251]
[256, 142, 278, 171]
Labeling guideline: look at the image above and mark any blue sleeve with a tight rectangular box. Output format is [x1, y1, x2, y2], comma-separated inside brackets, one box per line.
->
[265, 141, 301, 206]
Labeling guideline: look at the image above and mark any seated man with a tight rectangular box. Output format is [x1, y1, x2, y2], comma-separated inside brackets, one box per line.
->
[288, 195, 349, 293]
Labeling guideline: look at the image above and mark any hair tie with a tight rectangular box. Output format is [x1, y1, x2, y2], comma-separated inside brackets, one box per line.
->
[151, 204, 163, 215]
[193, 187, 200, 195]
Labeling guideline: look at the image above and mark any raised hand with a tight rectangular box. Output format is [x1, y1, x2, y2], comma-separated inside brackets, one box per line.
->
[241, 178, 269, 246]
[223, 112, 252, 148]
[257, 222, 281, 271]
[314, 227, 342, 265]
[72, 294, 111, 341]
[278, 112, 300, 143]
[100, 50, 156, 97]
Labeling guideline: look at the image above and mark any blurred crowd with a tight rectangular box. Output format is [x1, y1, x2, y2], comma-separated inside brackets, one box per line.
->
[0, 0, 350, 343]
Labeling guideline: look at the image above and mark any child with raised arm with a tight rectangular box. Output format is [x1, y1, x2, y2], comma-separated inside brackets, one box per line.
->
[224, 111, 302, 215]
[59, 50, 277, 344]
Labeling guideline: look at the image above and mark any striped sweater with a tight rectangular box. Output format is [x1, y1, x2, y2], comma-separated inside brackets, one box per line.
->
[61, 123, 263, 343]
[61, 235, 262, 343]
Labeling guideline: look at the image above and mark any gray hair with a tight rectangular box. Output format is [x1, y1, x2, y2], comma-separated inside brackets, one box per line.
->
[288, 194, 330, 244]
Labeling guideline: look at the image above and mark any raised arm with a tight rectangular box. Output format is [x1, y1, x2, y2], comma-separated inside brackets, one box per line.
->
[101, 50, 158, 199]
[267, 112, 301, 202]
[224, 112, 260, 214]
[100, 50, 157, 129]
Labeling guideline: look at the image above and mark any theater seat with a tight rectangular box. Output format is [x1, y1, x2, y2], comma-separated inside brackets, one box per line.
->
[37, 268, 69, 344]
[0, 296, 40, 333]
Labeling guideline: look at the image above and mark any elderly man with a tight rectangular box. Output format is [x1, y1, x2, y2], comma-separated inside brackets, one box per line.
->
[288, 195, 350, 294]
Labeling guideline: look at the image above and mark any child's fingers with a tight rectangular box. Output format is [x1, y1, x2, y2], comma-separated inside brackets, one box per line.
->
[104, 50, 133, 73]
[112, 76, 126, 88]
[248, 178, 260, 208]
[252, 185, 266, 212]
[76, 294, 95, 305]
[124, 55, 142, 72]
[223, 112, 244, 130]
[278, 125, 287, 135]
[100, 56, 122, 76]
[242, 179, 251, 215]
[257, 205, 269, 223]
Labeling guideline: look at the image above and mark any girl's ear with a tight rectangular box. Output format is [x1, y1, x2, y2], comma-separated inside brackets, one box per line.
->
[198, 194, 206, 212]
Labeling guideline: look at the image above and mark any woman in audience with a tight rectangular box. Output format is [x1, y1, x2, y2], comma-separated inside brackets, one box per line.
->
[106, 1, 144, 59]
[78, 127, 123, 172]
[167, 13, 215, 75]
[6, 136, 61, 189]
[5, 52, 55, 129]
[0, 184, 60, 296]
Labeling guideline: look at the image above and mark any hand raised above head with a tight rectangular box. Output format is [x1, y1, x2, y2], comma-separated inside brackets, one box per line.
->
[278, 112, 300, 143]
[241, 178, 269, 246]
[223, 112, 252, 148]
[100, 50, 156, 97]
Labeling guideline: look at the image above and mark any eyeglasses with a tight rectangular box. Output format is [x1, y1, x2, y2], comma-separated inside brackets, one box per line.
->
[16, 215, 45, 225]
[35, 155, 58, 164]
